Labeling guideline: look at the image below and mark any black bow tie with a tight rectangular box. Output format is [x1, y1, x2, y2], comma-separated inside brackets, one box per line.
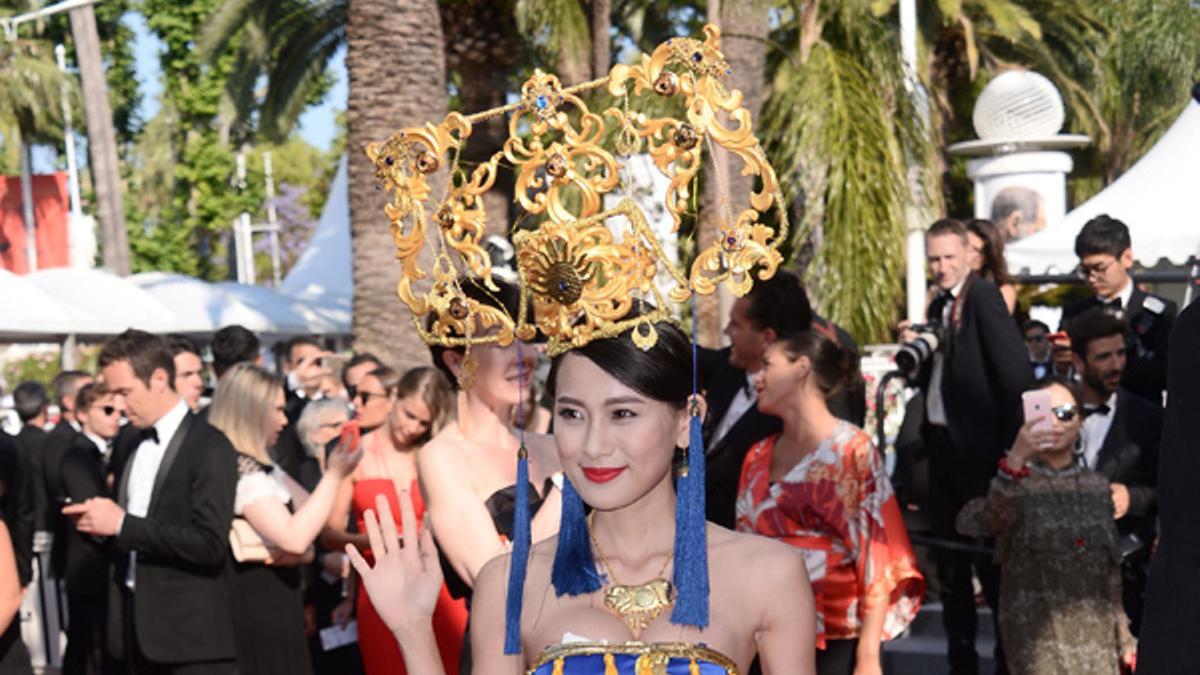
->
[1083, 403, 1112, 419]
[1101, 297, 1122, 311]
[139, 426, 160, 445]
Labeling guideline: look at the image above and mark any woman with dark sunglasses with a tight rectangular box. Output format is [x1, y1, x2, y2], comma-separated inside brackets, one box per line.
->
[959, 377, 1135, 674]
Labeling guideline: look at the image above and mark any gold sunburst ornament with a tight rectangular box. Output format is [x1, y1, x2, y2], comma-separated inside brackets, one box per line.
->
[365, 23, 787, 359]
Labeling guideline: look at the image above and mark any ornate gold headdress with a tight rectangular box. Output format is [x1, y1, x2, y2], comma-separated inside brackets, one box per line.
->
[366, 24, 787, 357]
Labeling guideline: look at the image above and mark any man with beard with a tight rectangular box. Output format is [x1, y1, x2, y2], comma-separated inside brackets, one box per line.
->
[1068, 308, 1161, 633]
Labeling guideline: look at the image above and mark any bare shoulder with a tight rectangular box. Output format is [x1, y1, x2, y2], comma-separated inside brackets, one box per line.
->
[476, 536, 558, 604]
[708, 524, 806, 584]
[417, 425, 465, 471]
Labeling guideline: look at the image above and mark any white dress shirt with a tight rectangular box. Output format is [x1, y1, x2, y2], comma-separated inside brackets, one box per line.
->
[927, 278, 965, 427]
[1080, 392, 1118, 469]
[712, 371, 758, 446]
[124, 398, 189, 589]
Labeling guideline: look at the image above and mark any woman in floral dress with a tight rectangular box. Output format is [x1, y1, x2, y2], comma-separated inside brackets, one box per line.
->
[737, 330, 924, 675]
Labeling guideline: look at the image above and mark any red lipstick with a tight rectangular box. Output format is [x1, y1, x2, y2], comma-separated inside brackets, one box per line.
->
[582, 467, 626, 483]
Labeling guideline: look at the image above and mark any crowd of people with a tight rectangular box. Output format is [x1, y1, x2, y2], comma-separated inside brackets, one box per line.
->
[0, 211, 1192, 674]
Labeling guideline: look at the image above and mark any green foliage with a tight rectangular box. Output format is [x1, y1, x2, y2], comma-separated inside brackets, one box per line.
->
[762, 1, 934, 344]
[2, 352, 59, 392]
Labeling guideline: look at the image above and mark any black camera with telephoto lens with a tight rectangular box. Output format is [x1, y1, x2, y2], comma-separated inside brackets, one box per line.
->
[895, 323, 946, 382]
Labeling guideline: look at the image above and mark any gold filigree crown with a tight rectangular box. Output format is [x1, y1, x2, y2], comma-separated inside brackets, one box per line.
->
[366, 24, 786, 358]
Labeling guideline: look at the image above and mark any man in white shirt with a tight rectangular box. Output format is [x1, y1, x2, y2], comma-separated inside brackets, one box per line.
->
[1068, 308, 1161, 632]
[64, 330, 238, 674]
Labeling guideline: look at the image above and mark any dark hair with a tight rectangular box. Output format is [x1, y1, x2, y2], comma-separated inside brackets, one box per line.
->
[1023, 319, 1050, 334]
[1067, 308, 1126, 359]
[1074, 214, 1131, 259]
[927, 217, 968, 243]
[75, 381, 109, 413]
[13, 381, 48, 422]
[428, 278, 524, 389]
[284, 335, 322, 364]
[211, 325, 260, 378]
[774, 330, 860, 399]
[1030, 375, 1082, 408]
[98, 329, 176, 389]
[966, 219, 1012, 286]
[51, 370, 91, 408]
[744, 270, 813, 337]
[342, 352, 383, 389]
[547, 318, 692, 411]
[166, 334, 201, 358]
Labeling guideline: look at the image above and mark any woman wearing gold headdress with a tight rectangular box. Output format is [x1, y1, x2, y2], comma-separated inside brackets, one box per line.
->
[348, 317, 816, 674]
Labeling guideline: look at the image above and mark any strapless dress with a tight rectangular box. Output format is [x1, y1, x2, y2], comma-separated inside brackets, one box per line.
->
[528, 642, 739, 675]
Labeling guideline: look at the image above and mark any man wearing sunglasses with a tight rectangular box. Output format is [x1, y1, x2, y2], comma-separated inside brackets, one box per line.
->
[58, 382, 123, 675]
[1062, 215, 1176, 403]
[1068, 308, 1161, 634]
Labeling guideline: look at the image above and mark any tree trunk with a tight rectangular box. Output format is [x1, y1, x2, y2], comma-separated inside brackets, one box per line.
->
[441, 0, 522, 237]
[591, 0, 612, 77]
[346, 0, 447, 369]
[70, 5, 130, 275]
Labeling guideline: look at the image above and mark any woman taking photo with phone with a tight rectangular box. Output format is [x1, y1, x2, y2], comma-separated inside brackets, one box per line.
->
[208, 364, 362, 675]
[737, 331, 923, 675]
[958, 377, 1135, 674]
[323, 367, 467, 675]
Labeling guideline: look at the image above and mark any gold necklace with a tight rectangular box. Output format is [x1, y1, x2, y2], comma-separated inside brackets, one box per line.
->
[587, 513, 676, 636]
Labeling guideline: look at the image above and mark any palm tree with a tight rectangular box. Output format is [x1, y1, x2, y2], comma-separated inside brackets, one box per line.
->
[345, 0, 447, 368]
[0, 4, 77, 269]
[69, 3, 130, 274]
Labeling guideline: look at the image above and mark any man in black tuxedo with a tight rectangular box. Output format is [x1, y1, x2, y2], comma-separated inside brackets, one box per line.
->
[64, 330, 238, 675]
[1060, 214, 1176, 403]
[1068, 309, 1161, 632]
[44, 371, 94, 560]
[903, 218, 1032, 675]
[166, 336, 205, 412]
[1138, 298, 1200, 674]
[1023, 319, 1053, 380]
[59, 382, 123, 675]
[700, 270, 868, 529]
[273, 335, 332, 482]
[12, 380, 50, 584]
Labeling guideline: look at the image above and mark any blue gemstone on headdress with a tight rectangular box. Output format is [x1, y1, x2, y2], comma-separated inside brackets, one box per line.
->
[536, 95, 549, 109]
[692, 51, 702, 62]
[557, 280, 569, 292]
[385, 156, 394, 166]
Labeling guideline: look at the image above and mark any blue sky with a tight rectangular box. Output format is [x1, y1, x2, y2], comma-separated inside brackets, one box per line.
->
[126, 11, 347, 152]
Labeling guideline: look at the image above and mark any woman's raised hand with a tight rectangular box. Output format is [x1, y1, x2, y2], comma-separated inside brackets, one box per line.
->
[345, 491, 442, 634]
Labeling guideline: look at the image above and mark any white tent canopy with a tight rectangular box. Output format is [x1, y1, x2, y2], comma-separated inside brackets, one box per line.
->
[0, 269, 75, 339]
[281, 154, 352, 306]
[26, 268, 176, 335]
[1007, 97, 1200, 274]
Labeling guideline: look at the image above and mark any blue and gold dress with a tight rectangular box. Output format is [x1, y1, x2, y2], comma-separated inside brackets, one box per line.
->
[528, 642, 738, 675]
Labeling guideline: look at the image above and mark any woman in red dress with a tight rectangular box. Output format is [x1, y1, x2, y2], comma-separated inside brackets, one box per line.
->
[737, 331, 924, 675]
[324, 366, 467, 675]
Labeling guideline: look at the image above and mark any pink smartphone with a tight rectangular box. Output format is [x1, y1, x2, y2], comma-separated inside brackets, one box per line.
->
[1022, 390, 1053, 433]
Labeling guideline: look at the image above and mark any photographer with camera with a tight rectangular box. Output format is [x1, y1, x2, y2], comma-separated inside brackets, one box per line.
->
[900, 218, 1032, 675]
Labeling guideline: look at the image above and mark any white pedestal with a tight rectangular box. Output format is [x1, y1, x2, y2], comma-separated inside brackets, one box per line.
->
[966, 150, 1073, 240]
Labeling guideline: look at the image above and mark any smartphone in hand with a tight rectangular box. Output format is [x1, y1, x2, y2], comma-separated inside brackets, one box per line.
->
[1022, 390, 1053, 433]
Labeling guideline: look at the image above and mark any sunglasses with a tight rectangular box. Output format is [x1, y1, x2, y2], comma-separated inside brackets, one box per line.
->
[96, 405, 121, 417]
[1051, 404, 1078, 422]
[354, 390, 387, 404]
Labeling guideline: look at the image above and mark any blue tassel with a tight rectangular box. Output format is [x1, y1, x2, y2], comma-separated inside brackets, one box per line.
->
[502, 448, 531, 654]
[551, 476, 602, 595]
[670, 413, 709, 627]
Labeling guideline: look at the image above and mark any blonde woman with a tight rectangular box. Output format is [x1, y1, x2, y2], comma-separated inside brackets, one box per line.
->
[209, 364, 362, 675]
[324, 367, 465, 675]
